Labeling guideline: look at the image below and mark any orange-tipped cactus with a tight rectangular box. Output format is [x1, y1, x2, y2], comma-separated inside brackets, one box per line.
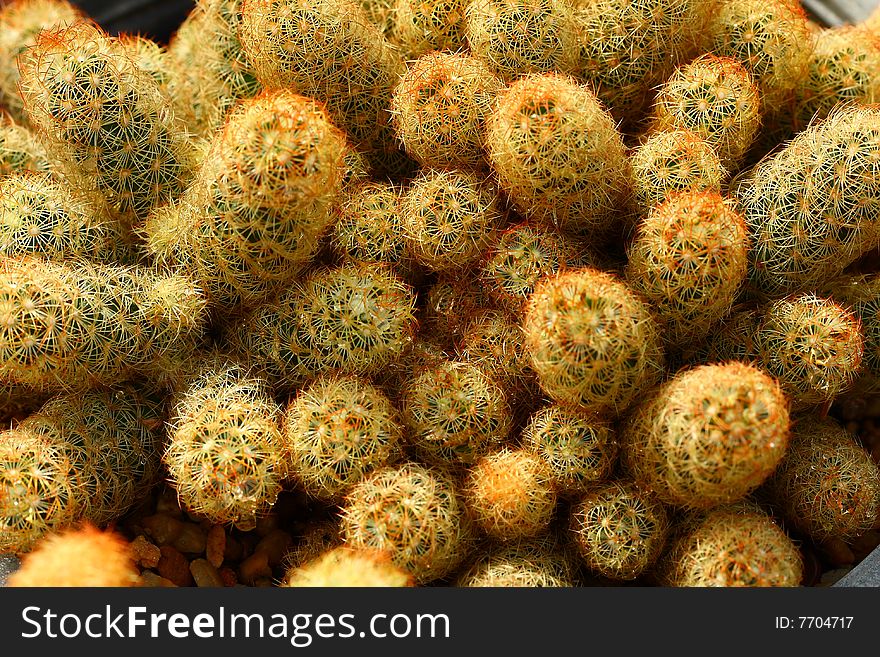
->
[8, 524, 141, 587]
[393, 0, 468, 57]
[621, 362, 790, 509]
[284, 546, 414, 586]
[486, 73, 632, 236]
[523, 268, 664, 417]
[0, 116, 50, 176]
[456, 535, 576, 587]
[625, 190, 749, 347]
[341, 462, 469, 583]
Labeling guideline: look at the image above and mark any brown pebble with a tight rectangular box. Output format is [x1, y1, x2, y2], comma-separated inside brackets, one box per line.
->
[224, 534, 243, 562]
[799, 545, 822, 587]
[206, 525, 226, 568]
[254, 529, 294, 567]
[239, 551, 272, 584]
[850, 530, 880, 562]
[190, 559, 225, 587]
[140, 570, 177, 588]
[157, 545, 194, 587]
[173, 523, 207, 555]
[142, 513, 184, 546]
[218, 567, 238, 587]
[156, 489, 185, 519]
[819, 537, 855, 568]
[253, 578, 275, 587]
[130, 535, 161, 569]
[255, 513, 280, 537]
[818, 567, 853, 587]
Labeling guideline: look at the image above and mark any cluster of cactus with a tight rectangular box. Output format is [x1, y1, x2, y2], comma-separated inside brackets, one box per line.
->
[7, 0, 880, 591]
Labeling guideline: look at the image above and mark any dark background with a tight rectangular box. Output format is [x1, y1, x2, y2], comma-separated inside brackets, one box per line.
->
[73, 0, 194, 43]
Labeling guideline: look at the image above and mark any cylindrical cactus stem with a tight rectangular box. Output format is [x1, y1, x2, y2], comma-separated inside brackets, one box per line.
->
[570, 480, 669, 581]
[0, 172, 123, 262]
[121, 35, 173, 96]
[570, 0, 713, 126]
[650, 54, 762, 169]
[463, 448, 558, 541]
[764, 415, 880, 544]
[736, 105, 880, 298]
[8, 524, 141, 586]
[522, 404, 618, 496]
[754, 293, 864, 410]
[390, 52, 503, 171]
[787, 26, 880, 135]
[654, 502, 803, 587]
[625, 190, 749, 348]
[167, 0, 261, 137]
[822, 274, 880, 393]
[401, 168, 504, 273]
[455, 535, 577, 587]
[0, 116, 50, 176]
[238, 0, 405, 171]
[401, 359, 512, 466]
[706, 0, 811, 110]
[341, 462, 469, 583]
[0, 0, 82, 125]
[164, 359, 288, 531]
[478, 222, 574, 316]
[464, 0, 578, 82]
[392, 0, 468, 58]
[284, 546, 414, 587]
[284, 373, 404, 502]
[146, 90, 347, 311]
[17, 20, 196, 226]
[630, 130, 726, 213]
[523, 268, 665, 417]
[0, 384, 165, 554]
[0, 256, 208, 392]
[620, 362, 791, 509]
[486, 73, 633, 237]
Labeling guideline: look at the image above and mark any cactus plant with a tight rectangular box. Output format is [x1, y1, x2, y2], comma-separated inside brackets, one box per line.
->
[400, 168, 503, 273]
[390, 52, 503, 170]
[341, 462, 469, 583]
[393, 0, 468, 57]
[0, 116, 50, 176]
[655, 502, 803, 587]
[765, 416, 880, 543]
[401, 359, 511, 466]
[164, 360, 288, 531]
[630, 130, 726, 212]
[823, 273, 880, 392]
[522, 404, 618, 496]
[486, 73, 633, 236]
[8, 524, 141, 586]
[523, 268, 664, 417]
[456, 535, 576, 586]
[421, 273, 493, 349]
[650, 54, 762, 168]
[284, 373, 404, 501]
[570, 480, 669, 580]
[18, 21, 196, 226]
[754, 293, 864, 410]
[625, 190, 749, 347]
[621, 362, 790, 509]
[284, 546, 414, 586]
[735, 105, 880, 298]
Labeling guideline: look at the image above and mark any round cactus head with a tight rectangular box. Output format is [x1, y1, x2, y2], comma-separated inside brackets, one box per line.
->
[0, 117, 50, 176]
[456, 535, 576, 587]
[284, 546, 414, 586]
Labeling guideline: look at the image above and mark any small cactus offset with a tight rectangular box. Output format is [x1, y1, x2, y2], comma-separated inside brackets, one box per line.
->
[341, 462, 469, 583]
[630, 130, 726, 213]
[625, 190, 749, 348]
[401, 359, 512, 466]
[284, 546, 414, 587]
[421, 273, 494, 349]
[8, 524, 141, 587]
[523, 268, 664, 417]
[765, 416, 880, 543]
[0, 116, 50, 176]
[823, 273, 880, 392]
[522, 404, 618, 496]
[650, 54, 762, 168]
[390, 52, 503, 171]
[393, 0, 468, 58]
[736, 105, 880, 298]
[485, 72, 633, 237]
[464, 0, 578, 82]
[284, 373, 404, 502]
[401, 168, 503, 273]
[570, 480, 669, 581]
[570, 0, 713, 125]
[456, 536, 576, 587]
[0, 0, 82, 125]
[18, 21, 196, 225]
[655, 502, 803, 587]
[754, 293, 864, 410]
[621, 362, 790, 509]
[146, 90, 347, 310]
[164, 359, 288, 531]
